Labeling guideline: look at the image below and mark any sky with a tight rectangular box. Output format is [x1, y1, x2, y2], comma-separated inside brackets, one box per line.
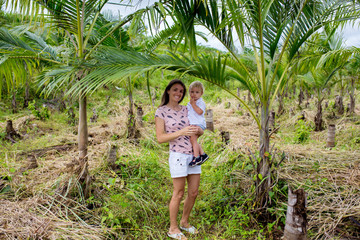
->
[103, 1, 360, 51]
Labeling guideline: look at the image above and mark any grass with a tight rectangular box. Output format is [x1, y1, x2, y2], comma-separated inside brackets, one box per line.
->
[0, 85, 359, 239]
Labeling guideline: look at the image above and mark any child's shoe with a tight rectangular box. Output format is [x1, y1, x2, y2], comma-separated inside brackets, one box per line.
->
[199, 153, 209, 165]
[189, 156, 201, 167]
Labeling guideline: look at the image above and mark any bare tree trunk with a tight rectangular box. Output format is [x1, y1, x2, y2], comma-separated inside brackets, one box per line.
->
[314, 100, 324, 131]
[256, 103, 271, 209]
[283, 187, 307, 240]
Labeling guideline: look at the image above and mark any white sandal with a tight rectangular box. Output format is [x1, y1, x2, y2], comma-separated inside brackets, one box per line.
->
[167, 232, 186, 239]
[180, 225, 198, 234]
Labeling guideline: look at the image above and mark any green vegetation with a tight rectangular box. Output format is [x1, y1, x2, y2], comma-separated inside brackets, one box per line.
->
[1, 0, 360, 239]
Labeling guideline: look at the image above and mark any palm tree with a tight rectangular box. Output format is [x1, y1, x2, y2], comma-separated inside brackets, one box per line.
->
[3, 0, 154, 197]
[74, 0, 360, 209]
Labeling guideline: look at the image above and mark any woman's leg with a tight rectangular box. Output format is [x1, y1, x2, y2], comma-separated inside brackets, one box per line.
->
[180, 174, 200, 228]
[190, 135, 200, 157]
[169, 177, 186, 234]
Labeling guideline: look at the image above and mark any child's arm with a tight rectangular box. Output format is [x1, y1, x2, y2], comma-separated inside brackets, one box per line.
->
[190, 98, 203, 115]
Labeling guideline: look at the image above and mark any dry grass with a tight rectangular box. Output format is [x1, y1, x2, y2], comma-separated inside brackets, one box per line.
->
[0, 196, 116, 240]
[1, 92, 359, 239]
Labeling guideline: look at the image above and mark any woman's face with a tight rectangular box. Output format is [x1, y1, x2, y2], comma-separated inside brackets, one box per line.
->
[167, 83, 184, 103]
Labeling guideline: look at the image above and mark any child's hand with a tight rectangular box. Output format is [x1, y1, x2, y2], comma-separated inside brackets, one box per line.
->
[190, 98, 196, 106]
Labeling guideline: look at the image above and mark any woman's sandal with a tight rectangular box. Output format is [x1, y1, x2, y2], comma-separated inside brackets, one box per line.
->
[180, 225, 198, 234]
[167, 232, 187, 239]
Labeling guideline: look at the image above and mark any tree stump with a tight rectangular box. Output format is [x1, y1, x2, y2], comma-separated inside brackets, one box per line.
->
[225, 102, 231, 109]
[5, 120, 21, 143]
[90, 108, 98, 123]
[205, 109, 214, 132]
[326, 124, 336, 148]
[237, 103, 241, 110]
[107, 145, 118, 170]
[289, 107, 295, 117]
[221, 131, 230, 145]
[136, 104, 144, 127]
[283, 187, 307, 240]
[268, 109, 275, 131]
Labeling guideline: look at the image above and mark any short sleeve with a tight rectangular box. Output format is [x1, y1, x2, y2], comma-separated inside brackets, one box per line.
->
[155, 107, 165, 120]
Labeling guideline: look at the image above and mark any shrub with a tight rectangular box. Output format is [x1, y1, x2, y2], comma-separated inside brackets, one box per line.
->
[294, 119, 312, 143]
[28, 100, 50, 120]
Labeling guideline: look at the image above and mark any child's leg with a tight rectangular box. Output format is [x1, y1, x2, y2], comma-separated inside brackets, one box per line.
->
[198, 141, 204, 155]
[190, 135, 200, 157]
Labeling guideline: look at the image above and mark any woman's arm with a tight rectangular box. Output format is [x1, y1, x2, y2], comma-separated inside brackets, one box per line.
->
[155, 117, 198, 143]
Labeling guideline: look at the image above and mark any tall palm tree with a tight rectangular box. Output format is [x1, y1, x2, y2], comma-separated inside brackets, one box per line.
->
[74, 0, 360, 209]
[3, 0, 154, 197]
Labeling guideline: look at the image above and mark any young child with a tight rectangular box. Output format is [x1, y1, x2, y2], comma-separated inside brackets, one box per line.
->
[187, 81, 209, 167]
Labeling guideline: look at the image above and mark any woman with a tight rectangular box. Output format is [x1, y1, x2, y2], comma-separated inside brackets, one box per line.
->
[155, 79, 203, 240]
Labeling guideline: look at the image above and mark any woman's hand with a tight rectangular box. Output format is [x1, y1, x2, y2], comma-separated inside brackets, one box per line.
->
[181, 125, 199, 136]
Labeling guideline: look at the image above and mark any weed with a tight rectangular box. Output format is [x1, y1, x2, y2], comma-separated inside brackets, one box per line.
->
[294, 120, 312, 143]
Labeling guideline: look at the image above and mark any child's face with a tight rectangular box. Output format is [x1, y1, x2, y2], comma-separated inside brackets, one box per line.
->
[189, 87, 203, 101]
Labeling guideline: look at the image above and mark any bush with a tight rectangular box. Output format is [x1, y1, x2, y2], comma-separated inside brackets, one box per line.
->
[28, 100, 50, 120]
[294, 119, 312, 143]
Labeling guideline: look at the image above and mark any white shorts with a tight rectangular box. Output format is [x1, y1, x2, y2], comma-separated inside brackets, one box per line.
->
[168, 151, 201, 178]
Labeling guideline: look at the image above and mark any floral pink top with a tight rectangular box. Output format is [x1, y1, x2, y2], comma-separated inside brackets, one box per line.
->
[155, 105, 192, 154]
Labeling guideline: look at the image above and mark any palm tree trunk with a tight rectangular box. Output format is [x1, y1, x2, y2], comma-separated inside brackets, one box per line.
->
[77, 95, 90, 197]
[349, 78, 356, 114]
[335, 95, 344, 115]
[12, 88, 17, 114]
[256, 102, 271, 208]
[298, 87, 304, 107]
[127, 90, 136, 138]
[277, 94, 284, 116]
[314, 99, 324, 131]
[283, 187, 307, 240]
[23, 80, 29, 108]
[78, 96, 88, 160]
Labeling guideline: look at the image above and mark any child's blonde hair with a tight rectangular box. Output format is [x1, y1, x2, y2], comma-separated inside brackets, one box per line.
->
[189, 81, 205, 93]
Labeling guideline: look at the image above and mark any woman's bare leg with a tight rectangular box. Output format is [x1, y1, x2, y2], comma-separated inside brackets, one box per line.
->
[169, 177, 186, 234]
[180, 174, 200, 228]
